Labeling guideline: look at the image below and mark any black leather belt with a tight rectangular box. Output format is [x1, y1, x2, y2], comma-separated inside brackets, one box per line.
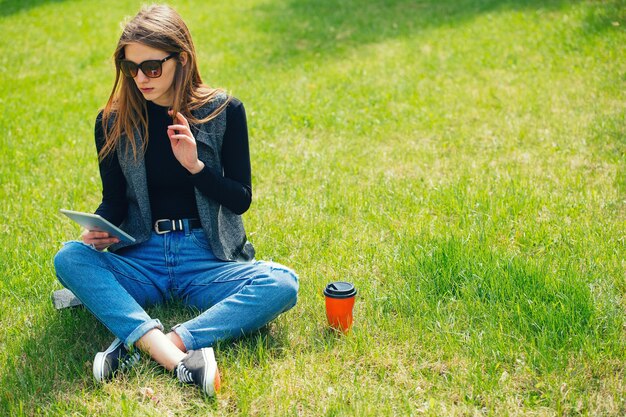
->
[154, 218, 202, 234]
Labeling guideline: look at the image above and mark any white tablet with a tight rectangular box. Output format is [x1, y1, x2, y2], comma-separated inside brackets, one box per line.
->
[60, 209, 136, 243]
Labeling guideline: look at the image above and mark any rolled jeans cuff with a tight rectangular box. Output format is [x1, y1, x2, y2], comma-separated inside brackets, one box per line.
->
[172, 323, 195, 351]
[124, 319, 164, 349]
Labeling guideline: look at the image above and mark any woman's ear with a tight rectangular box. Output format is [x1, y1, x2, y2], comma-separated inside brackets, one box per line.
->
[179, 52, 188, 67]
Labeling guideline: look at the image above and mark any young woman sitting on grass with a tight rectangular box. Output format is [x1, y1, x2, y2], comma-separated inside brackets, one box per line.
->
[54, 4, 298, 396]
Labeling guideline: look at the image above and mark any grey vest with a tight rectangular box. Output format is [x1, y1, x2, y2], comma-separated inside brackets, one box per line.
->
[108, 95, 255, 262]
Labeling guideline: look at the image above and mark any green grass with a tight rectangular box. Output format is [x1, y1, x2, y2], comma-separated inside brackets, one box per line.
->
[1, 0, 625, 415]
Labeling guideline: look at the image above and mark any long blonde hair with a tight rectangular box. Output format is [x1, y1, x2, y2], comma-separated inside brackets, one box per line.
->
[99, 4, 230, 160]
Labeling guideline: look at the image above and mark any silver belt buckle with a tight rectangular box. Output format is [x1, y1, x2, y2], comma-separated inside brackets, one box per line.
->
[154, 219, 170, 234]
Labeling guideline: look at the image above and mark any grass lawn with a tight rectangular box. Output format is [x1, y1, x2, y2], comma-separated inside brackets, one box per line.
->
[0, 0, 625, 415]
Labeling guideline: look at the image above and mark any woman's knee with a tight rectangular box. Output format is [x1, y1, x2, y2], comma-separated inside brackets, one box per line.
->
[54, 241, 82, 269]
[263, 262, 299, 307]
[53, 241, 95, 284]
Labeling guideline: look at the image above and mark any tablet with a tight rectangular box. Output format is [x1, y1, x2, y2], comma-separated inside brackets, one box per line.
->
[60, 209, 136, 243]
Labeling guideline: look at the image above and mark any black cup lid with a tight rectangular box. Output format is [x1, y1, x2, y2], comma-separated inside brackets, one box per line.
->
[324, 281, 357, 299]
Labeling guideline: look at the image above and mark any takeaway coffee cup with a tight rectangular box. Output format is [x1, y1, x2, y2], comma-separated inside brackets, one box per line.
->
[324, 281, 357, 333]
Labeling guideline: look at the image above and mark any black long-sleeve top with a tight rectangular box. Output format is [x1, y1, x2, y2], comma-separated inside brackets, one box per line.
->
[95, 98, 252, 225]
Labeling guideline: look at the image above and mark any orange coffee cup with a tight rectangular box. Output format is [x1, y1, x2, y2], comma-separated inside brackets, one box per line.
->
[324, 282, 357, 333]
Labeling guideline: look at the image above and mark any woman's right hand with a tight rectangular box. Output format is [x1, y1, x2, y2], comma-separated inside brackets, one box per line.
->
[81, 229, 120, 251]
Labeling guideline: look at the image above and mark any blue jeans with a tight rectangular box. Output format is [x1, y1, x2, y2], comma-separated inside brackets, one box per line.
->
[53, 228, 299, 350]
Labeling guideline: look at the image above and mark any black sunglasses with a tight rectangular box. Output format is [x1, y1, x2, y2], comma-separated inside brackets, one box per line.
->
[119, 54, 176, 78]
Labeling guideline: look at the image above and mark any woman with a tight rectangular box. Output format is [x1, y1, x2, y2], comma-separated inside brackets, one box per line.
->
[54, 4, 298, 396]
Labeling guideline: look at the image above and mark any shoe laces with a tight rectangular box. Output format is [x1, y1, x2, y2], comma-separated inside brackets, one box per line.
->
[119, 350, 140, 371]
[177, 362, 194, 384]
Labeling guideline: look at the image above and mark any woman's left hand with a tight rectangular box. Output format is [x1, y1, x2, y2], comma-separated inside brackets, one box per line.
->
[167, 110, 205, 174]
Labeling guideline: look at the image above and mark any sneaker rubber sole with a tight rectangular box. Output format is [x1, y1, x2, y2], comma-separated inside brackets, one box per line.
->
[93, 348, 114, 382]
[201, 348, 220, 396]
